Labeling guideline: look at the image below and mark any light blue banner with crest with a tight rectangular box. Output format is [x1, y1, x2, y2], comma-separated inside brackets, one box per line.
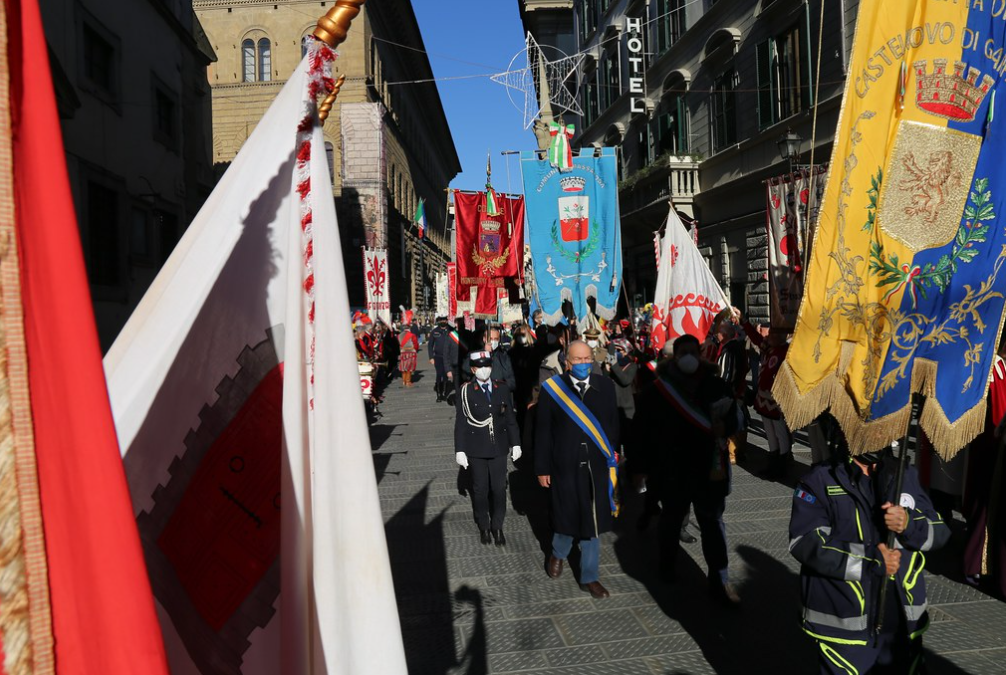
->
[520, 147, 623, 323]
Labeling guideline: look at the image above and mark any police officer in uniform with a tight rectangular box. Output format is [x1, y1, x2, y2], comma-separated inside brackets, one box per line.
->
[428, 316, 450, 402]
[790, 442, 949, 674]
[455, 350, 522, 545]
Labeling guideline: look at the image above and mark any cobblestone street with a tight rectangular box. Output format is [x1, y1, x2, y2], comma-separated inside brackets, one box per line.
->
[373, 364, 1006, 674]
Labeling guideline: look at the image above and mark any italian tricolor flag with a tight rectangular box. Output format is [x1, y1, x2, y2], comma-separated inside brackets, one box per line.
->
[414, 198, 426, 239]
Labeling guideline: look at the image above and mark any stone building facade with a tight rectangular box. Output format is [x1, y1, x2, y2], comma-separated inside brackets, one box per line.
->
[195, 0, 460, 316]
[527, 0, 859, 322]
[40, 0, 217, 348]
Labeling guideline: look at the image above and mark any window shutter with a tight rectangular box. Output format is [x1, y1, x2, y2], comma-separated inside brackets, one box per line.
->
[676, 95, 688, 154]
[756, 41, 774, 129]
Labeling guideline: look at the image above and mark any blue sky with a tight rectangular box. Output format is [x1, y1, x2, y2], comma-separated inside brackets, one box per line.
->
[413, 0, 537, 194]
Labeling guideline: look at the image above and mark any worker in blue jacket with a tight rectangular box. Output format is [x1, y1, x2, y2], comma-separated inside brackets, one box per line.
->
[789, 442, 949, 674]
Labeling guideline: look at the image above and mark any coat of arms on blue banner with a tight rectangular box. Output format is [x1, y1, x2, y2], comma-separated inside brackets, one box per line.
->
[520, 147, 623, 322]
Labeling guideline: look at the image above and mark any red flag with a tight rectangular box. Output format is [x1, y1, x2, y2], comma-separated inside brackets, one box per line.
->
[454, 191, 525, 317]
[1, 0, 169, 672]
[446, 261, 458, 318]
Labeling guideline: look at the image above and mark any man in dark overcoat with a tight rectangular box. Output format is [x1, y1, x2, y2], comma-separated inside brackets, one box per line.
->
[455, 350, 522, 545]
[634, 334, 741, 606]
[534, 340, 620, 599]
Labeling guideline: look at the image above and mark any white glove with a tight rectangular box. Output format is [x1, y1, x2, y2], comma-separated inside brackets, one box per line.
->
[511, 446, 522, 462]
[455, 452, 469, 469]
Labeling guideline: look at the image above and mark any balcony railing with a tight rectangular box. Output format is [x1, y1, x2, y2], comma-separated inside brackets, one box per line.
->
[619, 154, 700, 215]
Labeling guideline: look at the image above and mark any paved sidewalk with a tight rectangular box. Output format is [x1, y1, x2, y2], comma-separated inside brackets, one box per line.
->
[372, 364, 1006, 674]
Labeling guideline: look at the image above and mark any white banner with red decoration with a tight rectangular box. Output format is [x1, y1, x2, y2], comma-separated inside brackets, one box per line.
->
[765, 165, 827, 331]
[362, 247, 391, 326]
[650, 206, 730, 352]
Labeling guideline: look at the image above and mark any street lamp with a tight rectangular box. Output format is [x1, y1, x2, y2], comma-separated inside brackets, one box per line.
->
[776, 128, 803, 173]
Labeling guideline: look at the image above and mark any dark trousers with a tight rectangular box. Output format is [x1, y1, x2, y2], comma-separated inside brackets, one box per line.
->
[434, 358, 447, 384]
[816, 631, 923, 674]
[659, 481, 729, 582]
[470, 455, 508, 531]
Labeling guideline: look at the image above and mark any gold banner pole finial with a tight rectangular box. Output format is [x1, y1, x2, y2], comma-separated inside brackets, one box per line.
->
[319, 74, 347, 123]
[313, 0, 365, 48]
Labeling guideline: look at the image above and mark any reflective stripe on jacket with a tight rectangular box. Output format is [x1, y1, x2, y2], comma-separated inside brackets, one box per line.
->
[789, 459, 949, 644]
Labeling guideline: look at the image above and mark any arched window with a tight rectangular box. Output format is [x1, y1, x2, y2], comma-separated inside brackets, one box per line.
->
[656, 71, 691, 156]
[242, 39, 255, 82]
[257, 38, 272, 82]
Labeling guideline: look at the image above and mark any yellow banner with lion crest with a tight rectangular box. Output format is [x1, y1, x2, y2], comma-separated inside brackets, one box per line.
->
[775, 0, 1006, 458]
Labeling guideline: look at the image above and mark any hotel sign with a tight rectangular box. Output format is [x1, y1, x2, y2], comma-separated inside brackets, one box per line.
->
[626, 16, 646, 115]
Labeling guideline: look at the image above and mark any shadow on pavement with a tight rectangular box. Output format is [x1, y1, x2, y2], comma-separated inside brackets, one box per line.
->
[454, 586, 488, 675]
[385, 486, 487, 674]
[614, 489, 815, 674]
[370, 423, 403, 452]
[508, 459, 553, 558]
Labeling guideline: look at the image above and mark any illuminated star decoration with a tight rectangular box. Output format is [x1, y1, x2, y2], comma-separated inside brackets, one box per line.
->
[491, 33, 585, 130]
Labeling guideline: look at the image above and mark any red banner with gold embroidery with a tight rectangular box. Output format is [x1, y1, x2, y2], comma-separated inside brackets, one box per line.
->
[454, 191, 525, 317]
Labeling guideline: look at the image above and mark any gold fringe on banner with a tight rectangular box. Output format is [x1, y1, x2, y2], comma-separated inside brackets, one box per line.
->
[773, 343, 992, 461]
[0, 2, 55, 673]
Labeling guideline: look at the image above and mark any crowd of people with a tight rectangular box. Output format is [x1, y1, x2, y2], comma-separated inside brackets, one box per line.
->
[354, 307, 1006, 673]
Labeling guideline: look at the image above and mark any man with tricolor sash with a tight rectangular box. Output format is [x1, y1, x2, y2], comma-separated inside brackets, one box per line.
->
[534, 340, 620, 599]
[634, 334, 742, 606]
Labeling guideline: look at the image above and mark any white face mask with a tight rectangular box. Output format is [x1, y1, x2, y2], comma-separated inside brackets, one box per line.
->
[677, 354, 699, 375]
[587, 339, 599, 349]
[475, 366, 492, 382]
[490, 340, 500, 351]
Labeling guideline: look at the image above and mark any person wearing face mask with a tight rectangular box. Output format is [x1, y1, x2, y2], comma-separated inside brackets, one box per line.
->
[455, 351, 522, 546]
[534, 341, 620, 599]
[582, 327, 607, 374]
[462, 327, 517, 392]
[790, 440, 948, 674]
[634, 334, 741, 606]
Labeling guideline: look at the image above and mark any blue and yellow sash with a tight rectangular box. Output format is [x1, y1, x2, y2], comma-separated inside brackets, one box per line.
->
[541, 375, 619, 516]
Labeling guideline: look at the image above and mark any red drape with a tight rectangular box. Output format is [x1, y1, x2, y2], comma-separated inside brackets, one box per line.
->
[6, 0, 170, 670]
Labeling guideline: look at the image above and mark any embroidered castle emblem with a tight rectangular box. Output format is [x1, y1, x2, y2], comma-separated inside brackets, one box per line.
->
[560, 176, 586, 193]
[914, 59, 994, 122]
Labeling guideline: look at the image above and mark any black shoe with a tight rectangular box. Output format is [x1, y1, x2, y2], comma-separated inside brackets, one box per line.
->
[480, 530, 492, 545]
[709, 581, 741, 607]
[679, 527, 697, 544]
[659, 565, 677, 584]
[492, 530, 506, 546]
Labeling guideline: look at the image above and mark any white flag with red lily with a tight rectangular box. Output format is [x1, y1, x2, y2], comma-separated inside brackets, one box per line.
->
[650, 206, 731, 352]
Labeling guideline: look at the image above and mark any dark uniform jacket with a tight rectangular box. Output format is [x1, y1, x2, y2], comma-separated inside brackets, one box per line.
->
[454, 380, 520, 458]
[428, 325, 449, 361]
[534, 373, 620, 540]
[789, 458, 949, 645]
[445, 330, 467, 382]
